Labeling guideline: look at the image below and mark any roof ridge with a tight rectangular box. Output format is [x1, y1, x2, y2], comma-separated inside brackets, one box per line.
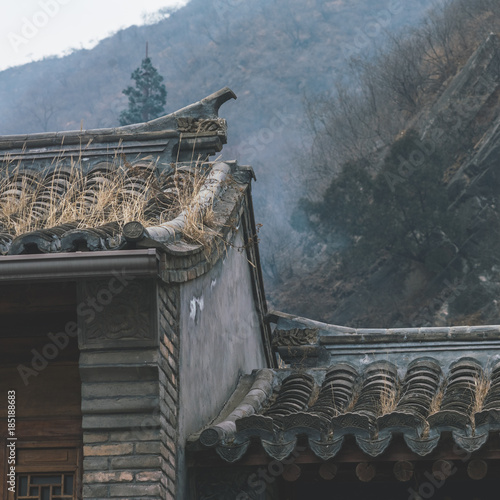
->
[0, 87, 236, 149]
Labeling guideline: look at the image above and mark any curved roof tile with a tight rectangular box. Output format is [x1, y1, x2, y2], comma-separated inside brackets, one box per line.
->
[0, 88, 249, 265]
[195, 356, 500, 462]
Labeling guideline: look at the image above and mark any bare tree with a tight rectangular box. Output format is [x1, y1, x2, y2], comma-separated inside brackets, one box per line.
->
[20, 88, 60, 133]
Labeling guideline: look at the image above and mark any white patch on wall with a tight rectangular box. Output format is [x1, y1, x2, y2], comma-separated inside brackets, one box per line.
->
[222, 245, 232, 264]
[210, 279, 217, 290]
[189, 295, 204, 323]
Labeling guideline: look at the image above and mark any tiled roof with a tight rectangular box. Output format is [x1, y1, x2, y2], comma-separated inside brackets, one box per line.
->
[0, 88, 243, 259]
[270, 311, 500, 368]
[194, 356, 500, 462]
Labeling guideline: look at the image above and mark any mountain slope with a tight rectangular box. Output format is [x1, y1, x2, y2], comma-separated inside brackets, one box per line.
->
[0, 0, 435, 239]
[272, 24, 500, 327]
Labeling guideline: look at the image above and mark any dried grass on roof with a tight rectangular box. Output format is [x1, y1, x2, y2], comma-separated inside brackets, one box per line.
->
[471, 372, 491, 432]
[0, 154, 217, 244]
[378, 382, 399, 417]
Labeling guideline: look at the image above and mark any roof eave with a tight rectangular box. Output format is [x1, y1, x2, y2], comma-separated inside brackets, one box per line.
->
[0, 248, 160, 282]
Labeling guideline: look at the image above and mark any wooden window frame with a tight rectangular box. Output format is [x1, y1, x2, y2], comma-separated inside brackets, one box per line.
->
[3, 440, 82, 500]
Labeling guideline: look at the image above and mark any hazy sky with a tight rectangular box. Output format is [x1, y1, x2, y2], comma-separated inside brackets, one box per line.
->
[0, 0, 190, 70]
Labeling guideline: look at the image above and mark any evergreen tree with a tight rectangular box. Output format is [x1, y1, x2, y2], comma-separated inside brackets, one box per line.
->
[119, 57, 167, 125]
[302, 129, 454, 266]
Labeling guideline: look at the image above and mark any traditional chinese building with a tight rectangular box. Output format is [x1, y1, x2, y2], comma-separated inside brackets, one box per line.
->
[0, 86, 499, 500]
[0, 88, 272, 500]
[190, 312, 500, 499]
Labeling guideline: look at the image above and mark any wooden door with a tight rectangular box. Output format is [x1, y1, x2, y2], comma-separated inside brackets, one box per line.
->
[0, 282, 82, 500]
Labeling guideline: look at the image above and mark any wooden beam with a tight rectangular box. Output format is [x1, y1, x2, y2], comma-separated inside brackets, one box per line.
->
[0, 419, 82, 440]
[0, 282, 76, 315]
[188, 434, 500, 468]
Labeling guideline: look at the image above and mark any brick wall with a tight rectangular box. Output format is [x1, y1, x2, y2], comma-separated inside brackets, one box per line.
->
[158, 283, 180, 499]
[79, 278, 180, 500]
[83, 429, 164, 498]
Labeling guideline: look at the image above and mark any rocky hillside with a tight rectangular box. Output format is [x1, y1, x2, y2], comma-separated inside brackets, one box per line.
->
[272, 30, 500, 328]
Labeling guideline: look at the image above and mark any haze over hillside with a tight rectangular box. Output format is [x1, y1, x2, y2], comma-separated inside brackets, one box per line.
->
[8, 0, 499, 329]
[0, 0, 435, 254]
[275, 0, 500, 327]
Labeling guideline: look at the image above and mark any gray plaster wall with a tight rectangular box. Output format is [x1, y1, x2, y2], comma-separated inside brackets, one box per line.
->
[177, 230, 268, 497]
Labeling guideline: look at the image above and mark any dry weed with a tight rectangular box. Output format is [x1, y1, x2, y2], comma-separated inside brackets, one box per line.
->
[428, 381, 446, 417]
[421, 422, 431, 439]
[472, 373, 491, 414]
[345, 390, 359, 413]
[0, 153, 223, 248]
[378, 382, 399, 416]
[471, 372, 490, 430]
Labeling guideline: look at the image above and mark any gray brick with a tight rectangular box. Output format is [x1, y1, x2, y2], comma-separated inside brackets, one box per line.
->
[164, 382, 178, 403]
[82, 381, 158, 398]
[135, 441, 161, 454]
[83, 413, 160, 430]
[159, 362, 175, 382]
[84, 443, 133, 456]
[109, 483, 161, 497]
[162, 391, 176, 412]
[83, 433, 109, 444]
[164, 435, 176, 455]
[163, 308, 176, 327]
[81, 396, 159, 413]
[83, 457, 109, 471]
[110, 455, 160, 469]
[108, 429, 161, 442]
[83, 484, 108, 497]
